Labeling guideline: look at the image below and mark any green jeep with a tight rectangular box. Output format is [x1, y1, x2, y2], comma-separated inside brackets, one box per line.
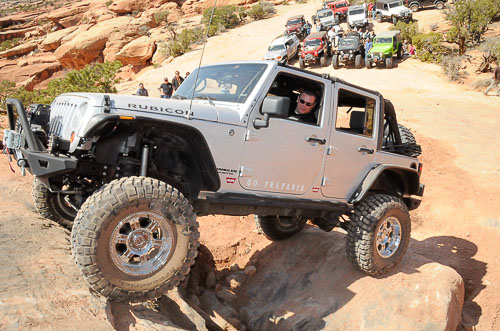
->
[366, 30, 402, 69]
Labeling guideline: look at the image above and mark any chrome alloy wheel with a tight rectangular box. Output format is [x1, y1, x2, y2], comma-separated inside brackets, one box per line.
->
[110, 211, 176, 276]
[375, 216, 402, 258]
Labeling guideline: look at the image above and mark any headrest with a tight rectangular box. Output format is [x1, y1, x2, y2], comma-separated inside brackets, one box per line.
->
[350, 111, 365, 131]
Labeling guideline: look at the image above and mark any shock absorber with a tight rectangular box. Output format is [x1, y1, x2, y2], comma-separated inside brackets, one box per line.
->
[139, 144, 150, 177]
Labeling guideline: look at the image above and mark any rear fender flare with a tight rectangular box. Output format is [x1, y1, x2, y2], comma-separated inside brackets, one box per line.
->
[349, 164, 420, 204]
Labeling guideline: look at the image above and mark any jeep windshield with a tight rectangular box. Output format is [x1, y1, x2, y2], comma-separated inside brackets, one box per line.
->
[287, 19, 302, 25]
[335, 3, 348, 8]
[305, 39, 322, 47]
[318, 11, 333, 18]
[269, 44, 285, 51]
[173, 63, 267, 104]
[349, 9, 365, 15]
[339, 38, 359, 47]
[388, 1, 404, 7]
[374, 37, 392, 43]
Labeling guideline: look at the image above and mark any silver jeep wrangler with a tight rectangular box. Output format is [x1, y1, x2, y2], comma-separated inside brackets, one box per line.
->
[3, 61, 424, 303]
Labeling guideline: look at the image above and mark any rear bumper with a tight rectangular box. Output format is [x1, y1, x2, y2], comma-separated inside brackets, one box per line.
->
[407, 184, 425, 210]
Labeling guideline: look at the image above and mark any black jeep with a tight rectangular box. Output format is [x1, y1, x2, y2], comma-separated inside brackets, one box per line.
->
[332, 32, 366, 69]
[405, 0, 447, 11]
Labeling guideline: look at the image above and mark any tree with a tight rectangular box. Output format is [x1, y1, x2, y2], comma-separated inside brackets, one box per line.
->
[445, 0, 500, 55]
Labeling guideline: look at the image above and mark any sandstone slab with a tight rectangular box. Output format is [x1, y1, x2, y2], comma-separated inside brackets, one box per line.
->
[54, 16, 132, 69]
[39, 26, 79, 52]
[239, 228, 464, 331]
[115, 36, 156, 66]
[0, 42, 37, 58]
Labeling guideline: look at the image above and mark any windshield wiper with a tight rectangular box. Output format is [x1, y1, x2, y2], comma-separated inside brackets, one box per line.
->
[195, 94, 216, 107]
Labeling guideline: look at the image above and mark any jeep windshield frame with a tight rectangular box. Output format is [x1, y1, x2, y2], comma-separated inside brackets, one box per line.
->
[389, 1, 404, 7]
[339, 37, 359, 47]
[374, 37, 393, 44]
[305, 38, 322, 47]
[335, 2, 348, 8]
[269, 44, 285, 51]
[318, 10, 334, 18]
[287, 18, 303, 25]
[349, 8, 365, 15]
[173, 63, 268, 104]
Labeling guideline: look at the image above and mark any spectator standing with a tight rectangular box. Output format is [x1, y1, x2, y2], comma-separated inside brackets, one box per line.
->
[364, 38, 373, 59]
[136, 83, 148, 96]
[185, 72, 190, 78]
[328, 27, 337, 47]
[367, 2, 373, 19]
[483, 66, 500, 96]
[304, 21, 312, 36]
[158, 77, 173, 99]
[172, 71, 184, 91]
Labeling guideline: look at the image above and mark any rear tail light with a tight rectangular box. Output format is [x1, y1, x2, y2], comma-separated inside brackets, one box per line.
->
[418, 163, 423, 177]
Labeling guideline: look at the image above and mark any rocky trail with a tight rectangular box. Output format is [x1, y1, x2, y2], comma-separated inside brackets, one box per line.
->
[1, 0, 500, 330]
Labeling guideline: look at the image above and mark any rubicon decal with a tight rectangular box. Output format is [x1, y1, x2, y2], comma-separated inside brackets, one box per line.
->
[312, 187, 320, 193]
[226, 177, 236, 184]
[128, 103, 193, 116]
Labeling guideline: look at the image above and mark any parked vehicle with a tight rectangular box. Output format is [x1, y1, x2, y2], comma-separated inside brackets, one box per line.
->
[323, 0, 350, 21]
[405, 0, 446, 11]
[285, 15, 306, 39]
[366, 30, 403, 69]
[375, 0, 412, 25]
[4, 60, 423, 304]
[299, 31, 332, 68]
[347, 5, 368, 29]
[313, 8, 339, 31]
[263, 34, 301, 64]
[332, 32, 365, 69]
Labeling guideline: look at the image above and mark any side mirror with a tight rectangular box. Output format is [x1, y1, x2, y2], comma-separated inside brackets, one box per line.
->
[254, 96, 290, 129]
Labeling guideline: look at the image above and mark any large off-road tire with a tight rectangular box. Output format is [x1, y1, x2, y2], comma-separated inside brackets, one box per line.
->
[410, 3, 419, 11]
[397, 45, 403, 59]
[398, 124, 417, 144]
[332, 54, 339, 69]
[299, 57, 305, 68]
[320, 54, 327, 67]
[435, 1, 444, 9]
[355, 54, 363, 69]
[32, 177, 76, 229]
[392, 15, 398, 25]
[376, 14, 383, 23]
[71, 176, 199, 303]
[385, 56, 393, 69]
[255, 215, 307, 241]
[365, 58, 371, 69]
[346, 194, 411, 276]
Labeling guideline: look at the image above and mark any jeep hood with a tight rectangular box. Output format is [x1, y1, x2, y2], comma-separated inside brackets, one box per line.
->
[370, 44, 392, 54]
[287, 24, 301, 31]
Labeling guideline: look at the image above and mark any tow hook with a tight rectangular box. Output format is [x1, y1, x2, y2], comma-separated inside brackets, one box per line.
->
[17, 158, 27, 176]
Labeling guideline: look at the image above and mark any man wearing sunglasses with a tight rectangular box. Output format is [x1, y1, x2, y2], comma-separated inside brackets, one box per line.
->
[290, 89, 318, 124]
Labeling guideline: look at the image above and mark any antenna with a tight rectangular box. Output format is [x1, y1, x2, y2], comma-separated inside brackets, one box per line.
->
[187, 0, 218, 119]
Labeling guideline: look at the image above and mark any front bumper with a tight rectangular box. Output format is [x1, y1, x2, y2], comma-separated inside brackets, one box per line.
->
[3, 98, 77, 178]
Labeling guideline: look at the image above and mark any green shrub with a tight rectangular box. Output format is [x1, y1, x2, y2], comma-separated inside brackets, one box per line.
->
[203, 5, 240, 31]
[389, 21, 420, 44]
[248, 4, 265, 20]
[441, 55, 464, 81]
[481, 36, 500, 64]
[471, 77, 492, 90]
[9, 61, 123, 106]
[0, 38, 21, 52]
[445, 0, 500, 55]
[0, 80, 16, 112]
[105, 0, 112, 7]
[154, 10, 169, 25]
[166, 27, 205, 57]
[260, 1, 276, 16]
[413, 32, 445, 63]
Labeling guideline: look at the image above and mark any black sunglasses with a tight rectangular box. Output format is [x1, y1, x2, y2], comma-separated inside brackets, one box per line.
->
[299, 98, 314, 107]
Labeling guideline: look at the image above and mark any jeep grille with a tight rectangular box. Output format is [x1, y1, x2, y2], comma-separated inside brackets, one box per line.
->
[49, 101, 78, 135]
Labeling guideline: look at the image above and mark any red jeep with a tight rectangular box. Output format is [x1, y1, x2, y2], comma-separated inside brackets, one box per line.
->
[299, 31, 332, 68]
[285, 15, 306, 39]
[323, 0, 350, 20]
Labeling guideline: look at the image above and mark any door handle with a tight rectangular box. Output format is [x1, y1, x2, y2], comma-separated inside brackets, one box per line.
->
[357, 147, 374, 154]
[306, 137, 326, 145]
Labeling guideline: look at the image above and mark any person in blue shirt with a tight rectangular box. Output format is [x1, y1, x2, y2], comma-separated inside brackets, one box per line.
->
[364, 38, 373, 60]
[136, 83, 148, 96]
